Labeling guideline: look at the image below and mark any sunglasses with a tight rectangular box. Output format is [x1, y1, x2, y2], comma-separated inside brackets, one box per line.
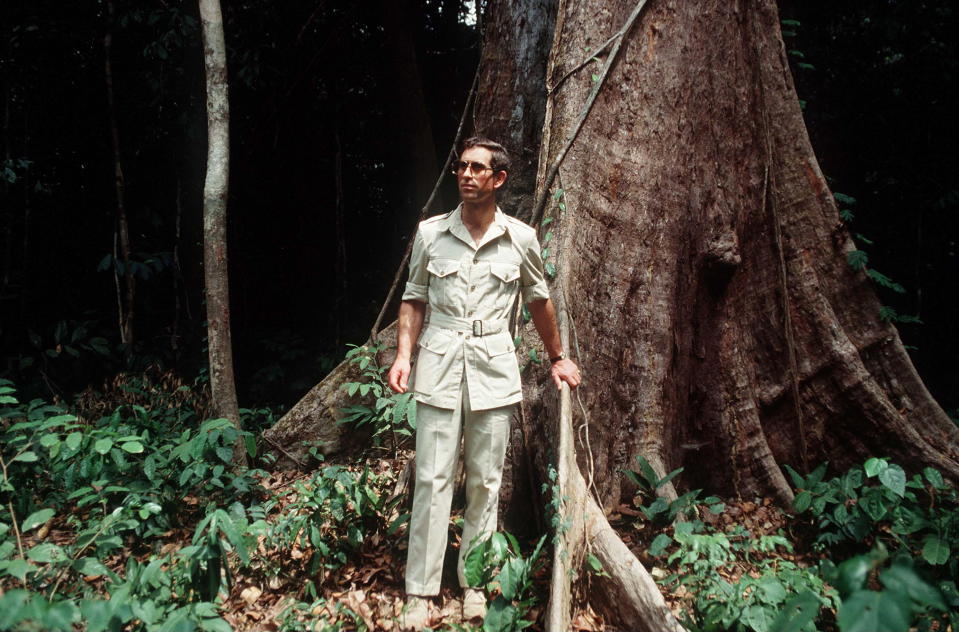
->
[451, 160, 497, 176]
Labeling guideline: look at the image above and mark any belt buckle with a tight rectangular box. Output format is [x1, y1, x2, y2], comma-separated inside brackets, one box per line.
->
[472, 320, 483, 337]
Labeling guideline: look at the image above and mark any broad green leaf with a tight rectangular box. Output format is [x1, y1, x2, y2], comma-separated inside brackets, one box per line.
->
[633, 455, 660, 489]
[94, 438, 113, 454]
[21, 508, 54, 532]
[922, 536, 950, 565]
[878, 464, 906, 497]
[792, 490, 812, 513]
[922, 467, 946, 489]
[837, 589, 910, 632]
[464, 543, 487, 587]
[768, 591, 821, 632]
[73, 557, 113, 578]
[0, 559, 36, 581]
[835, 555, 873, 596]
[40, 434, 60, 448]
[80, 599, 115, 632]
[27, 542, 67, 563]
[782, 464, 805, 489]
[758, 577, 787, 604]
[483, 598, 517, 632]
[860, 489, 888, 522]
[199, 615, 234, 632]
[648, 533, 672, 557]
[864, 457, 887, 477]
[120, 441, 144, 453]
[65, 432, 83, 450]
[891, 506, 927, 535]
[742, 604, 775, 632]
[12, 451, 38, 463]
[498, 557, 525, 600]
[880, 564, 947, 611]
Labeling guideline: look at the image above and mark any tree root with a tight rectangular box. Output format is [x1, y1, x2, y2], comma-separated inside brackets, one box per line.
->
[261, 322, 398, 467]
[545, 293, 685, 631]
[545, 381, 684, 632]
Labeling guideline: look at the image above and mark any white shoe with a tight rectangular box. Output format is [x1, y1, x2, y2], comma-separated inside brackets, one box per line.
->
[400, 595, 431, 631]
[462, 588, 487, 621]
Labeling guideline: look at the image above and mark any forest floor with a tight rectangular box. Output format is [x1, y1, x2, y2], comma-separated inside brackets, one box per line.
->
[4, 373, 954, 631]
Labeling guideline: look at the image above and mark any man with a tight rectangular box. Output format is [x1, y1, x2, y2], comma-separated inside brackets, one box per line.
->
[387, 137, 581, 629]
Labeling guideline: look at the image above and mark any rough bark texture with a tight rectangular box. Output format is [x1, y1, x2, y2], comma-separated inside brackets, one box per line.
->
[199, 0, 244, 464]
[524, 0, 959, 516]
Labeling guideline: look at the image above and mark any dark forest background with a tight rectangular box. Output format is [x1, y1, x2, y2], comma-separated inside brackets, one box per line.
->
[2, 0, 956, 415]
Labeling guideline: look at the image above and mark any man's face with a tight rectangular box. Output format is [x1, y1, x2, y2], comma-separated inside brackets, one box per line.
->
[456, 146, 507, 204]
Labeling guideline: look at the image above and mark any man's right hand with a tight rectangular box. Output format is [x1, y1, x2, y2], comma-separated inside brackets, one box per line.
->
[388, 358, 412, 394]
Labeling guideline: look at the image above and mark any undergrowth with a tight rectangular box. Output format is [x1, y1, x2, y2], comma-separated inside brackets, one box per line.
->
[626, 455, 958, 632]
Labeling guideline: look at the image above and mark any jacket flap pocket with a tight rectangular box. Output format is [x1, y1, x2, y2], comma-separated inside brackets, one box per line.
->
[484, 331, 516, 357]
[489, 262, 520, 283]
[418, 328, 455, 355]
[427, 258, 460, 278]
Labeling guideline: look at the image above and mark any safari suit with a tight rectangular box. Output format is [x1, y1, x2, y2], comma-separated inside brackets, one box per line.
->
[402, 206, 549, 596]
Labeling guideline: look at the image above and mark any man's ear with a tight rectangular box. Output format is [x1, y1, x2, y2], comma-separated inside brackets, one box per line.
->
[493, 170, 508, 190]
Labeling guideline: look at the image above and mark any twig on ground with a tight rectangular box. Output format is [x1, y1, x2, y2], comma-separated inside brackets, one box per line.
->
[261, 434, 309, 469]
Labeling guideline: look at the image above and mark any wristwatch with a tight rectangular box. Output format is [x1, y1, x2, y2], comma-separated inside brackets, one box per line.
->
[550, 351, 567, 364]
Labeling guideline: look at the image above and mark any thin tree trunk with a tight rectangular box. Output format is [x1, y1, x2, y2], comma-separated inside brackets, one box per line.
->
[198, 0, 245, 465]
[104, 0, 135, 345]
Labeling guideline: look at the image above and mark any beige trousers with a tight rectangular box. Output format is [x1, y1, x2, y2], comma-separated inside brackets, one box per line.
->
[405, 378, 513, 596]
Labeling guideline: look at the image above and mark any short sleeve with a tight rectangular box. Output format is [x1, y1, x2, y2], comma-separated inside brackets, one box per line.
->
[520, 233, 550, 303]
[402, 228, 429, 302]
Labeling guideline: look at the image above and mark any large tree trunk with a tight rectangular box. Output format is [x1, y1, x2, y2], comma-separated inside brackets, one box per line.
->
[526, 0, 958, 509]
[267, 0, 959, 626]
[199, 0, 245, 465]
[472, 0, 556, 223]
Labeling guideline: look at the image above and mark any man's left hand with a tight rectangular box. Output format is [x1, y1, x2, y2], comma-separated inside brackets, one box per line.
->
[550, 358, 581, 390]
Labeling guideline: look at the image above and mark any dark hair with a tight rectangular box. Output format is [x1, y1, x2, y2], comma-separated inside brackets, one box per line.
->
[459, 136, 511, 173]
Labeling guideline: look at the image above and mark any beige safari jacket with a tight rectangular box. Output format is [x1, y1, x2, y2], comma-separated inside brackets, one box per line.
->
[402, 206, 550, 411]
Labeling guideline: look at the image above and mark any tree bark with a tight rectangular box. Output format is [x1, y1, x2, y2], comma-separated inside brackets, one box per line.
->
[268, 0, 959, 626]
[198, 0, 245, 465]
[104, 0, 135, 345]
[472, 0, 556, 222]
[526, 0, 958, 510]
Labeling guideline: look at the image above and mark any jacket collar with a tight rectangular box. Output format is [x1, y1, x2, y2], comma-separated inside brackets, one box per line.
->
[440, 204, 510, 249]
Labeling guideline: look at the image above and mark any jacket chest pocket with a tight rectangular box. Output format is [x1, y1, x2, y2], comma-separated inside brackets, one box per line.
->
[427, 258, 462, 308]
[488, 262, 520, 309]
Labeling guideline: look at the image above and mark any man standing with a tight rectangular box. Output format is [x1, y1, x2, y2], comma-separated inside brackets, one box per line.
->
[387, 137, 581, 629]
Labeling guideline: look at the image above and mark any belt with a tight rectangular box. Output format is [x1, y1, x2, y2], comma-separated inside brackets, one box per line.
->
[427, 311, 509, 337]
